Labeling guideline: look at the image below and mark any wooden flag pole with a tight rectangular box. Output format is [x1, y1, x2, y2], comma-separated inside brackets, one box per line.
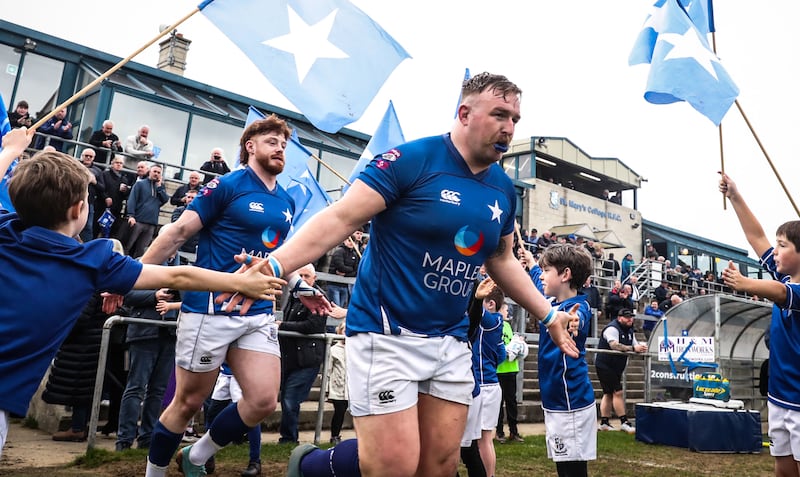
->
[734, 100, 800, 217]
[710, 31, 726, 211]
[31, 7, 202, 131]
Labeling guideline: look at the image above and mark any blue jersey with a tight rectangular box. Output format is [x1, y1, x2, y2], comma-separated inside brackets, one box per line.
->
[761, 248, 800, 411]
[472, 309, 506, 386]
[350, 134, 516, 339]
[530, 272, 595, 412]
[0, 215, 141, 415]
[183, 168, 294, 315]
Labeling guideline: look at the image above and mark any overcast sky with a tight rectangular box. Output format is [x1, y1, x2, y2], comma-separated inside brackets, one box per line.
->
[4, 1, 799, 258]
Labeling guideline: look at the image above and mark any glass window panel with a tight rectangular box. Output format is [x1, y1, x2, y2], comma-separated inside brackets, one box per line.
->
[14, 52, 65, 119]
[109, 92, 189, 180]
[184, 114, 242, 176]
[501, 156, 516, 179]
[696, 254, 711, 274]
[0, 44, 21, 104]
[516, 153, 532, 179]
[74, 92, 100, 148]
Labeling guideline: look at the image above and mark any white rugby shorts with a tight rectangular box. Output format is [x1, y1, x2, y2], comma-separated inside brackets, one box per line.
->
[544, 405, 598, 462]
[768, 401, 800, 459]
[346, 332, 473, 417]
[175, 312, 280, 373]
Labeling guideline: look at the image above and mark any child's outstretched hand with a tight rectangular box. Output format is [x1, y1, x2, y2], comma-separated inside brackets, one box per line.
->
[721, 261, 746, 291]
[474, 276, 496, 300]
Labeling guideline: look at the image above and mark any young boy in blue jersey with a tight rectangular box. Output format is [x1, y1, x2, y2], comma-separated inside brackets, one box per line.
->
[0, 128, 283, 459]
[533, 244, 596, 477]
[718, 172, 800, 477]
[137, 115, 329, 477]
[462, 278, 506, 477]
[236, 72, 580, 477]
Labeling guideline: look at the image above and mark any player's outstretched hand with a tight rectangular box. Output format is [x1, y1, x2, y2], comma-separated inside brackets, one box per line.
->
[216, 253, 285, 314]
[101, 292, 124, 314]
[551, 305, 580, 358]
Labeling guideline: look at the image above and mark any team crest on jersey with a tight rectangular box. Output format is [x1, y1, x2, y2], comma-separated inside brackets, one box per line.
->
[381, 149, 400, 161]
[454, 225, 484, 257]
[261, 227, 281, 249]
[201, 179, 219, 196]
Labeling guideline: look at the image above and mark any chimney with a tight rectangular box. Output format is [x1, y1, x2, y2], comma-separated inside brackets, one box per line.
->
[157, 31, 191, 76]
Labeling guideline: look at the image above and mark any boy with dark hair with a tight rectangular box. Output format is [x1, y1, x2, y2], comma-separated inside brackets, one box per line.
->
[719, 172, 800, 477]
[0, 128, 283, 458]
[533, 243, 596, 477]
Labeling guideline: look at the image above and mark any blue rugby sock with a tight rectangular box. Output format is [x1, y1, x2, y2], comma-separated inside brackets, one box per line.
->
[208, 402, 249, 446]
[300, 438, 360, 476]
[248, 424, 262, 462]
[148, 421, 183, 467]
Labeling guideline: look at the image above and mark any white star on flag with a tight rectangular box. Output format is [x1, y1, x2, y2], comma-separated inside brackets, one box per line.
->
[262, 6, 349, 84]
[488, 200, 503, 224]
[660, 29, 720, 80]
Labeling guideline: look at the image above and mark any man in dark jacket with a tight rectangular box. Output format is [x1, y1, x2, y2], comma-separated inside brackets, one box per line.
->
[88, 120, 123, 165]
[277, 264, 327, 444]
[326, 237, 359, 307]
[116, 287, 180, 451]
[125, 164, 168, 258]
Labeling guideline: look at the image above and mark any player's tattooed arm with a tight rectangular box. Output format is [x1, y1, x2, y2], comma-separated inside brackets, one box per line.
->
[489, 238, 506, 259]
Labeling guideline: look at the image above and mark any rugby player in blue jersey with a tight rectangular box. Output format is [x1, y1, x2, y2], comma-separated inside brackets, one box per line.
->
[0, 128, 283, 460]
[137, 115, 328, 477]
[231, 73, 580, 477]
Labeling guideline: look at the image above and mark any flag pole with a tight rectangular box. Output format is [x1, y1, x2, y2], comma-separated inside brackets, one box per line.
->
[733, 100, 800, 217]
[311, 152, 351, 185]
[710, 31, 726, 211]
[31, 6, 202, 131]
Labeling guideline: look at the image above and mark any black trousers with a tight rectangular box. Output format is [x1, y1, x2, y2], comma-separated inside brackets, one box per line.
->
[496, 371, 519, 436]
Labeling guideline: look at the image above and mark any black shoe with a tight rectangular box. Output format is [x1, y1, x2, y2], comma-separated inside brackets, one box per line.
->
[241, 461, 262, 477]
[330, 435, 342, 445]
[115, 441, 132, 452]
[205, 456, 216, 475]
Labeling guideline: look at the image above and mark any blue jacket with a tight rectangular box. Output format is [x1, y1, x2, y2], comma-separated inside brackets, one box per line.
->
[127, 179, 168, 225]
[123, 289, 178, 343]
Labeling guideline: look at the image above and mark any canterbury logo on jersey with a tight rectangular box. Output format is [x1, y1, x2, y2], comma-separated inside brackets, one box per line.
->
[249, 202, 264, 212]
[440, 189, 461, 205]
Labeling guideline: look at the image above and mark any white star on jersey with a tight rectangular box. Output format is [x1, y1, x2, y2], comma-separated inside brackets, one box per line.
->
[262, 6, 349, 84]
[488, 200, 503, 223]
[282, 208, 293, 224]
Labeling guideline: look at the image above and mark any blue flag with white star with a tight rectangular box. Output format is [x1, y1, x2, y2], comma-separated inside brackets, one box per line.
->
[282, 131, 333, 235]
[344, 100, 404, 193]
[199, 0, 411, 133]
[629, 0, 737, 125]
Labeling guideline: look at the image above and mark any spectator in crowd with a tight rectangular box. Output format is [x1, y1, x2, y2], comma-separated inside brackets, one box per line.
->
[327, 237, 360, 307]
[532, 244, 596, 476]
[116, 286, 180, 451]
[601, 189, 612, 201]
[327, 320, 348, 445]
[605, 285, 633, 321]
[654, 280, 671, 304]
[278, 264, 328, 444]
[658, 293, 682, 313]
[170, 170, 203, 206]
[34, 108, 72, 152]
[687, 267, 704, 293]
[620, 252, 635, 282]
[495, 296, 524, 444]
[622, 277, 641, 310]
[138, 115, 321, 477]
[89, 120, 123, 164]
[610, 191, 622, 205]
[0, 130, 282, 459]
[125, 125, 154, 160]
[526, 228, 538, 246]
[170, 189, 199, 265]
[278, 72, 580, 477]
[642, 299, 663, 341]
[538, 230, 553, 249]
[135, 161, 150, 181]
[43, 289, 111, 442]
[199, 147, 231, 184]
[125, 163, 168, 258]
[100, 155, 131, 240]
[77, 148, 106, 242]
[581, 276, 602, 336]
[8, 100, 32, 129]
[595, 308, 647, 434]
[203, 365, 263, 477]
